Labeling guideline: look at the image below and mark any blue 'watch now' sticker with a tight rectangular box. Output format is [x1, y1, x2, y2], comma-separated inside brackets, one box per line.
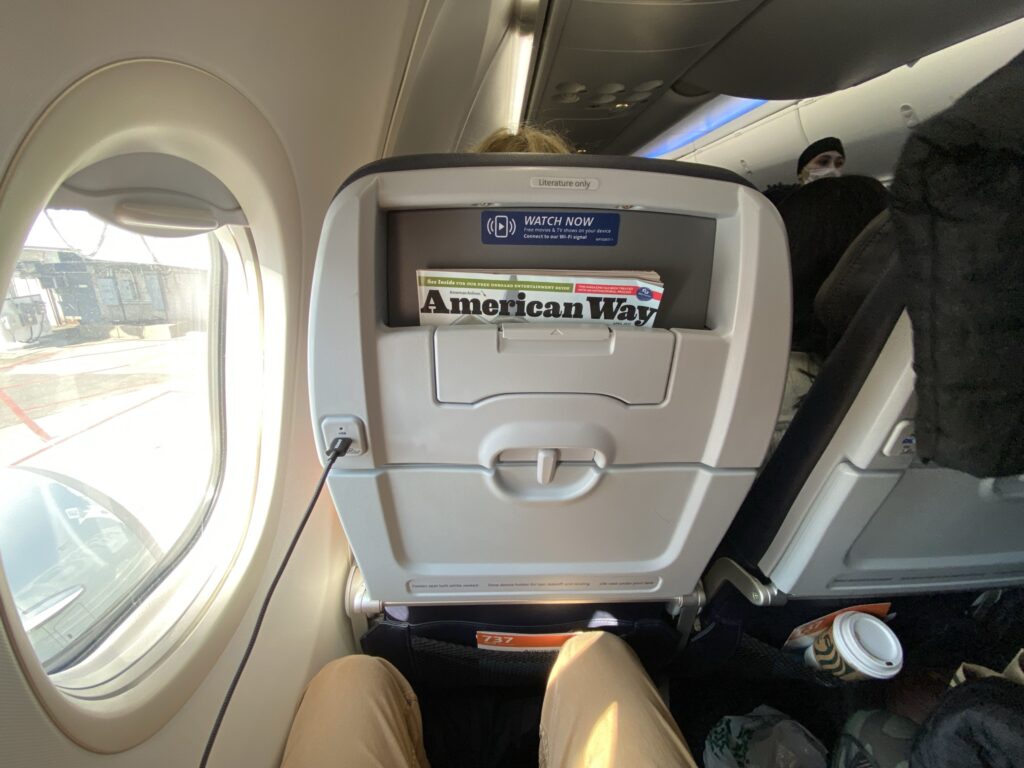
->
[482, 211, 619, 246]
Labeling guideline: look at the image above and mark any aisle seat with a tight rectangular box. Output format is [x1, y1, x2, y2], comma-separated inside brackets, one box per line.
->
[717, 52, 1024, 598]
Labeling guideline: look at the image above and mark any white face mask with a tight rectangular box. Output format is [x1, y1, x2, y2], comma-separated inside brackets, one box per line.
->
[804, 166, 842, 183]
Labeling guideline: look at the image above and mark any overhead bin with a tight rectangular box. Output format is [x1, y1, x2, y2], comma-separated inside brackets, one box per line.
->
[308, 154, 790, 604]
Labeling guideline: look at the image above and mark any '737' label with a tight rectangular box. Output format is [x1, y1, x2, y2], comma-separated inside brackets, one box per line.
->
[475, 631, 581, 652]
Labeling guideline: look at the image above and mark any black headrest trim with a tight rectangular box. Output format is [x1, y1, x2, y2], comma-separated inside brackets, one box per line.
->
[335, 153, 754, 199]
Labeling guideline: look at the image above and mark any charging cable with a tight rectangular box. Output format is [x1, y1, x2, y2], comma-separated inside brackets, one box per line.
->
[199, 437, 353, 768]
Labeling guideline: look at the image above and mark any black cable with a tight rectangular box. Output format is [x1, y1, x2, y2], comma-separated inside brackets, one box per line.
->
[199, 437, 353, 768]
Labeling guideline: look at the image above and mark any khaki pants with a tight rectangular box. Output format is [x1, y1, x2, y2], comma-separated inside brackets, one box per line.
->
[281, 631, 697, 768]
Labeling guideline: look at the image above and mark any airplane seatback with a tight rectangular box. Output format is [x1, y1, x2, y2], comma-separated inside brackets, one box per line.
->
[308, 154, 790, 604]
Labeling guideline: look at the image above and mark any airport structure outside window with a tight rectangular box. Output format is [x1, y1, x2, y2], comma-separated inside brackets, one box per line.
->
[0, 208, 224, 672]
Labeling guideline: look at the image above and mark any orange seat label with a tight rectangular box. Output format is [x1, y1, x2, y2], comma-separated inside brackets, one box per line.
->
[475, 631, 582, 652]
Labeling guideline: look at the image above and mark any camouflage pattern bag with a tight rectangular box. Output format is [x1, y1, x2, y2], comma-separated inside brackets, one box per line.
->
[704, 706, 827, 768]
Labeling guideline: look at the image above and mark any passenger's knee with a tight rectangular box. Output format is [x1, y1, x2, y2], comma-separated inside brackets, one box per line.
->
[306, 654, 395, 694]
[556, 631, 635, 673]
[561, 630, 625, 654]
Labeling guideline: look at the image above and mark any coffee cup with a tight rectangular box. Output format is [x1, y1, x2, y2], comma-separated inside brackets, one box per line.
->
[804, 611, 903, 681]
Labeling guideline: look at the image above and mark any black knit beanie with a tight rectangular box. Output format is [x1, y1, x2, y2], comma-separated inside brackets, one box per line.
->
[798, 137, 845, 174]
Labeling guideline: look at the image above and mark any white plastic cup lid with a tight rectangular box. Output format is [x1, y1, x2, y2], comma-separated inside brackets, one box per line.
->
[833, 611, 903, 679]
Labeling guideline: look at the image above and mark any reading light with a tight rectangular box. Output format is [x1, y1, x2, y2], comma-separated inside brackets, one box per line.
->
[505, 29, 536, 132]
[506, 0, 545, 132]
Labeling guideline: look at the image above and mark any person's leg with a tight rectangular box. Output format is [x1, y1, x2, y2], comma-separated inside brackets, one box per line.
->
[539, 631, 696, 768]
[281, 654, 430, 768]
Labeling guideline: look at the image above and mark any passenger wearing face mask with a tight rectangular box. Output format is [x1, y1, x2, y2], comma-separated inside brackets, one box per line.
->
[797, 137, 846, 184]
[763, 138, 846, 207]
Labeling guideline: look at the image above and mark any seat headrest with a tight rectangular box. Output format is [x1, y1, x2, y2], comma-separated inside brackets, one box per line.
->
[892, 50, 1024, 478]
[776, 175, 889, 353]
[814, 210, 897, 355]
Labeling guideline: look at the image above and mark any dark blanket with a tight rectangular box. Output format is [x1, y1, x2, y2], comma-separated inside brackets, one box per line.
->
[911, 678, 1024, 768]
[891, 51, 1024, 478]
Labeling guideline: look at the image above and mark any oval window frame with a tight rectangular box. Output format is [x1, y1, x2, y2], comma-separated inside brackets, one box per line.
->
[0, 59, 300, 752]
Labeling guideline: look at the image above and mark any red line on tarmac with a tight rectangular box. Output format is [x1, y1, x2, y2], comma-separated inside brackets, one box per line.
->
[22, 379, 166, 414]
[11, 389, 173, 467]
[0, 348, 60, 372]
[0, 387, 53, 442]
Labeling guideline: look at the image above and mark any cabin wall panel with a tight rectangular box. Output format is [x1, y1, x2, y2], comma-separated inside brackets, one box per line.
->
[0, 0, 424, 765]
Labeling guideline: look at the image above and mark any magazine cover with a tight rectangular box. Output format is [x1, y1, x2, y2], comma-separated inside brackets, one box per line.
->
[416, 269, 664, 327]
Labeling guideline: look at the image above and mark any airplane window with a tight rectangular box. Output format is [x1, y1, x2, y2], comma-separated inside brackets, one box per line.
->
[0, 207, 223, 672]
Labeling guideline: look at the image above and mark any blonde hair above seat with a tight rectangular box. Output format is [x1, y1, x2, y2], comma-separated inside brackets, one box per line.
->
[473, 126, 574, 154]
